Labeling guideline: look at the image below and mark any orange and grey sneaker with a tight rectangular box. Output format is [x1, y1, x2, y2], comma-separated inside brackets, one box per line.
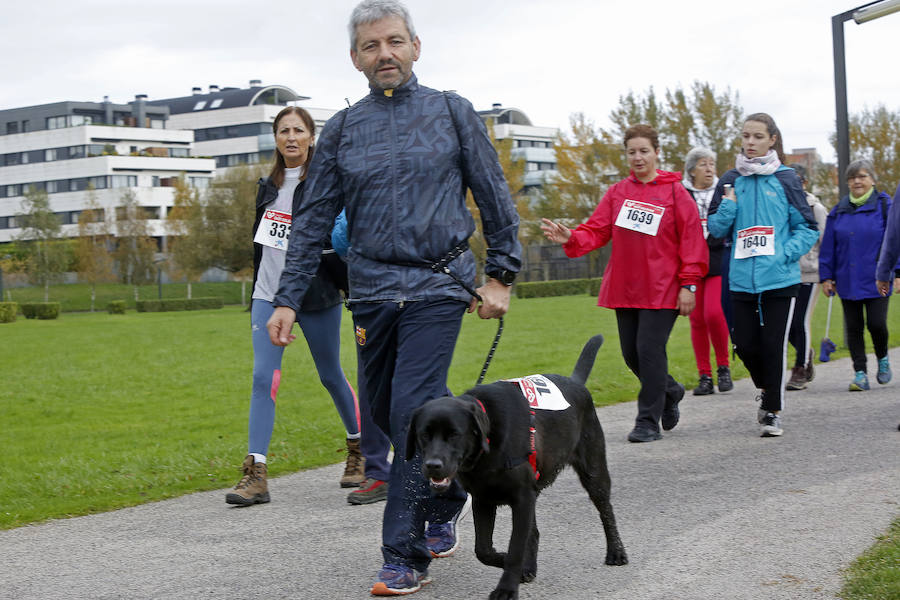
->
[225, 455, 270, 506]
[347, 478, 388, 505]
[340, 438, 367, 488]
[370, 564, 431, 596]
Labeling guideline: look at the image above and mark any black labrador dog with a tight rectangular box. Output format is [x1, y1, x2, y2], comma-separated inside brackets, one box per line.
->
[406, 334, 627, 600]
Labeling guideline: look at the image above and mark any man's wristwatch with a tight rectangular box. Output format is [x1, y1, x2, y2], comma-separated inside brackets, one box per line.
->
[682, 284, 697, 293]
[486, 268, 516, 286]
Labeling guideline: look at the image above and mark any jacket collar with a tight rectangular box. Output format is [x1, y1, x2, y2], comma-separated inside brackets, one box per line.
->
[368, 73, 418, 100]
[836, 188, 882, 213]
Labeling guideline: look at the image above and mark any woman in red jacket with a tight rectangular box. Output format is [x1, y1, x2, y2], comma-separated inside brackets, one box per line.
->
[542, 124, 708, 442]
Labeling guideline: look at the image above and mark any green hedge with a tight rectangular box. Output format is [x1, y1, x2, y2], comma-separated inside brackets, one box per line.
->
[21, 302, 61, 320]
[0, 302, 17, 323]
[107, 300, 127, 314]
[136, 297, 223, 313]
[516, 278, 602, 299]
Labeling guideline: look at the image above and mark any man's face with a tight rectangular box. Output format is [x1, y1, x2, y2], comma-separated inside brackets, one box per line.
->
[351, 16, 420, 90]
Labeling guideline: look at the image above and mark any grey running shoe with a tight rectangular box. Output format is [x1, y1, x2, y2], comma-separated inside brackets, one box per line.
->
[760, 412, 783, 437]
[786, 365, 807, 391]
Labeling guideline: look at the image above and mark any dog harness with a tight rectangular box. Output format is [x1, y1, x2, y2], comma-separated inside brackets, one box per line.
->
[471, 394, 540, 481]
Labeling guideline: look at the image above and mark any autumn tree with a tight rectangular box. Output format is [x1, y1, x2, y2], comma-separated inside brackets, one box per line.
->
[689, 81, 744, 175]
[166, 176, 209, 299]
[73, 186, 116, 311]
[15, 186, 70, 301]
[845, 104, 900, 197]
[114, 189, 158, 299]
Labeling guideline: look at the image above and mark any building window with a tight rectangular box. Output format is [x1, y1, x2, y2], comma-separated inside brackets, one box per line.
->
[111, 175, 137, 188]
[21, 152, 29, 164]
[150, 119, 164, 129]
[21, 120, 29, 132]
[526, 162, 538, 172]
[6, 184, 21, 197]
[70, 115, 92, 126]
[89, 176, 108, 189]
[5, 153, 19, 166]
[209, 98, 223, 109]
[169, 147, 189, 158]
[6, 122, 18, 134]
[46, 181, 59, 193]
[69, 145, 85, 159]
[46, 115, 68, 129]
[189, 177, 210, 189]
[192, 100, 206, 111]
[45, 148, 58, 162]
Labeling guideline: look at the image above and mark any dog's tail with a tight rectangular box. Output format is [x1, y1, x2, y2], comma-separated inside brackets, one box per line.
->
[571, 334, 604, 385]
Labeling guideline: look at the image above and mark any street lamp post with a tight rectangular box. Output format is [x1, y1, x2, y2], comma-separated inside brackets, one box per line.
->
[832, 0, 900, 199]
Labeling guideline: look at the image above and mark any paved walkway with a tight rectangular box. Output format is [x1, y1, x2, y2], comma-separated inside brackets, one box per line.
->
[2, 352, 898, 600]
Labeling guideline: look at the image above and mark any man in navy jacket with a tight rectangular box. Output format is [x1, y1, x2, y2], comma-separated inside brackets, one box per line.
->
[267, 0, 521, 595]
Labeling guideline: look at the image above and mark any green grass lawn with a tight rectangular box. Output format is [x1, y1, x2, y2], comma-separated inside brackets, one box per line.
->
[1, 292, 897, 539]
[840, 517, 900, 600]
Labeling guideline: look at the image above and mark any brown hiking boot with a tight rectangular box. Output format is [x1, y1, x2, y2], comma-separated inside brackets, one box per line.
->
[225, 455, 270, 506]
[786, 365, 808, 391]
[340, 438, 366, 488]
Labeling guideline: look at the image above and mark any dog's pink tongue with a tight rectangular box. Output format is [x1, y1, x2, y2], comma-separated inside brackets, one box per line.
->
[431, 477, 450, 486]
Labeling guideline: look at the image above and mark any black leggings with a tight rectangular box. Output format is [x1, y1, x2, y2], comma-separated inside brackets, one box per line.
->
[615, 308, 681, 432]
[840, 296, 890, 373]
[732, 295, 795, 412]
[788, 283, 817, 367]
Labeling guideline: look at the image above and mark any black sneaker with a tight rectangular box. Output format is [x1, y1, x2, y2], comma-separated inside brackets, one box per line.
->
[628, 427, 662, 443]
[692, 374, 714, 396]
[717, 366, 733, 392]
[662, 382, 685, 430]
[760, 412, 783, 437]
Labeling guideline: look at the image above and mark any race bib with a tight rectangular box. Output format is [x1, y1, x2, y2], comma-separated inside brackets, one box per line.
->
[254, 210, 292, 250]
[735, 226, 775, 259]
[615, 199, 664, 236]
[506, 375, 570, 411]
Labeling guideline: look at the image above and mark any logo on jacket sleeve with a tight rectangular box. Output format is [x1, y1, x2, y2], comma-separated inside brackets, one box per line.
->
[355, 325, 367, 346]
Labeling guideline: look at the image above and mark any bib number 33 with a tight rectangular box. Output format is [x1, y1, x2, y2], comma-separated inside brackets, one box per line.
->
[254, 210, 292, 250]
[615, 199, 665, 236]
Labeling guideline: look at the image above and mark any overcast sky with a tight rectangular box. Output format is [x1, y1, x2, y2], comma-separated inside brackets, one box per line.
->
[3, 0, 899, 164]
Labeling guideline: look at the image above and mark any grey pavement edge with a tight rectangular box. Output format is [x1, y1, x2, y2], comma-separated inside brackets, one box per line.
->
[2, 350, 898, 600]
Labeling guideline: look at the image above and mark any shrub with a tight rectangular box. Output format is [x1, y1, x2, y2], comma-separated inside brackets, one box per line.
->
[516, 278, 602, 299]
[107, 300, 127, 315]
[160, 299, 187, 312]
[21, 303, 37, 318]
[136, 299, 162, 313]
[186, 297, 223, 310]
[33, 303, 61, 320]
[0, 302, 17, 323]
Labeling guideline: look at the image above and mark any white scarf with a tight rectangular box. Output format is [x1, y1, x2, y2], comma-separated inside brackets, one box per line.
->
[735, 150, 781, 176]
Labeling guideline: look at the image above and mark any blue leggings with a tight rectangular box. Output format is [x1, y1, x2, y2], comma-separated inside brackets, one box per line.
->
[248, 299, 359, 456]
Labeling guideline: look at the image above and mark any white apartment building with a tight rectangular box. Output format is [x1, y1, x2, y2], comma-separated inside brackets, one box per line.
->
[0, 101, 215, 245]
[478, 103, 558, 192]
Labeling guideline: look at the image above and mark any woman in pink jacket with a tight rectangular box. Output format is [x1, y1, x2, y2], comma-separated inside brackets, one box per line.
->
[542, 124, 708, 442]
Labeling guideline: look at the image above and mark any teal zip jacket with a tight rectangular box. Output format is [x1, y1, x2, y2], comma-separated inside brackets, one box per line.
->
[707, 165, 818, 294]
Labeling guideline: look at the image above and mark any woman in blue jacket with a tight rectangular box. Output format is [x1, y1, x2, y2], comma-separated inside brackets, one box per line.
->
[708, 113, 818, 438]
[820, 160, 897, 392]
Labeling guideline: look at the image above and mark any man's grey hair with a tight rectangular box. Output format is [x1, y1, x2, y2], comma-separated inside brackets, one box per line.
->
[683, 147, 716, 177]
[846, 158, 877, 183]
[348, 0, 416, 50]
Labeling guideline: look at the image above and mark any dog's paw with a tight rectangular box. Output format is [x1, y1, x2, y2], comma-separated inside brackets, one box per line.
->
[476, 550, 506, 569]
[605, 546, 628, 566]
[489, 586, 519, 600]
[520, 570, 536, 583]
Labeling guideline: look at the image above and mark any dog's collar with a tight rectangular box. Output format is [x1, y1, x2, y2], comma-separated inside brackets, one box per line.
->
[470, 395, 540, 481]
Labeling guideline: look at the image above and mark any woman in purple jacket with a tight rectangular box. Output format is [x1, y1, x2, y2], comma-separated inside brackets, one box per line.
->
[820, 159, 897, 391]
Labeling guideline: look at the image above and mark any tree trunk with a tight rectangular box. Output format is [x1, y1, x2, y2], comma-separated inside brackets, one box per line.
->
[44, 280, 49, 302]
[187, 281, 192, 299]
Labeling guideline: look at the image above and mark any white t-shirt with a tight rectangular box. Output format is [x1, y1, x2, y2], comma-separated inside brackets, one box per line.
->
[252, 166, 302, 302]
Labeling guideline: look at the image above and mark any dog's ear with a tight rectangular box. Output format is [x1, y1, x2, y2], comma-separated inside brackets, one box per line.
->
[469, 402, 490, 455]
[404, 408, 420, 461]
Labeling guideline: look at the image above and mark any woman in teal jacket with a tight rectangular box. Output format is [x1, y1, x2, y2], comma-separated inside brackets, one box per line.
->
[708, 113, 818, 438]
